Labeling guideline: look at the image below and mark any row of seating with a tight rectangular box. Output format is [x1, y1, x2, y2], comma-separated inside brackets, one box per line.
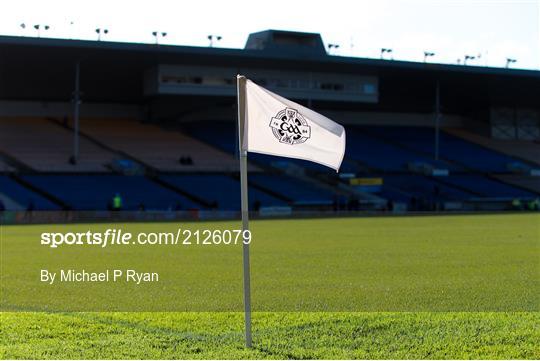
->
[0, 173, 337, 211]
[1, 119, 538, 211]
[2, 118, 536, 175]
[183, 121, 534, 174]
[361, 126, 522, 172]
[0, 118, 247, 173]
[3, 172, 535, 211]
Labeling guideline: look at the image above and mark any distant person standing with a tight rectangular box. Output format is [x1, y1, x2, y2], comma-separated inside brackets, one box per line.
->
[112, 193, 123, 211]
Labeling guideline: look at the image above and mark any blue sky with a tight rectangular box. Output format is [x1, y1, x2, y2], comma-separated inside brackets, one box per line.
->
[1, 0, 539, 70]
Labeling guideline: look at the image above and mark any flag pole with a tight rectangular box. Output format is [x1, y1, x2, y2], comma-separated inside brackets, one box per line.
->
[236, 74, 252, 348]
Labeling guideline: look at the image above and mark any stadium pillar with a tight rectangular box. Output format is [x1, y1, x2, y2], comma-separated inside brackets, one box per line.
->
[435, 80, 440, 160]
[236, 75, 253, 348]
[73, 61, 81, 163]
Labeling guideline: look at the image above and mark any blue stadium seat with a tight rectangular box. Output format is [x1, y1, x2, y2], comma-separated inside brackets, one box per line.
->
[0, 175, 59, 210]
[160, 174, 287, 210]
[20, 175, 200, 210]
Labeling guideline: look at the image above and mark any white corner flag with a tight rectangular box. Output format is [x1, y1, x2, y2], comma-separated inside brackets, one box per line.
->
[242, 78, 346, 172]
[235, 75, 346, 349]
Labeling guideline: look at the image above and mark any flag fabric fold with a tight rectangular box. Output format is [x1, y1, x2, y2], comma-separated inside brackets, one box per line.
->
[242, 78, 346, 172]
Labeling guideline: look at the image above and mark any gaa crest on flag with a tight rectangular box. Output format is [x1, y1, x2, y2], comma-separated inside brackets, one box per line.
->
[269, 108, 311, 145]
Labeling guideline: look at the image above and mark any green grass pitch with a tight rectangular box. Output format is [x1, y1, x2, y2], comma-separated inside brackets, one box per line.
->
[1, 213, 539, 359]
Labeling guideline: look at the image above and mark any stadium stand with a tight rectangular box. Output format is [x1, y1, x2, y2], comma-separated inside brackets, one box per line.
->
[445, 128, 540, 167]
[0, 118, 116, 172]
[182, 121, 539, 205]
[0, 31, 539, 216]
[160, 174, 287, 210]
[79, 119, 242, 172]
[19, 175, 201, 210]
[0, 175, 60, 210]
[362, 126, 520, 172]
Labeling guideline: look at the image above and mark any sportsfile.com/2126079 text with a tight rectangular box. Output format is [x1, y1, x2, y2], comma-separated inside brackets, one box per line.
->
[40, 228, 252, 249]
